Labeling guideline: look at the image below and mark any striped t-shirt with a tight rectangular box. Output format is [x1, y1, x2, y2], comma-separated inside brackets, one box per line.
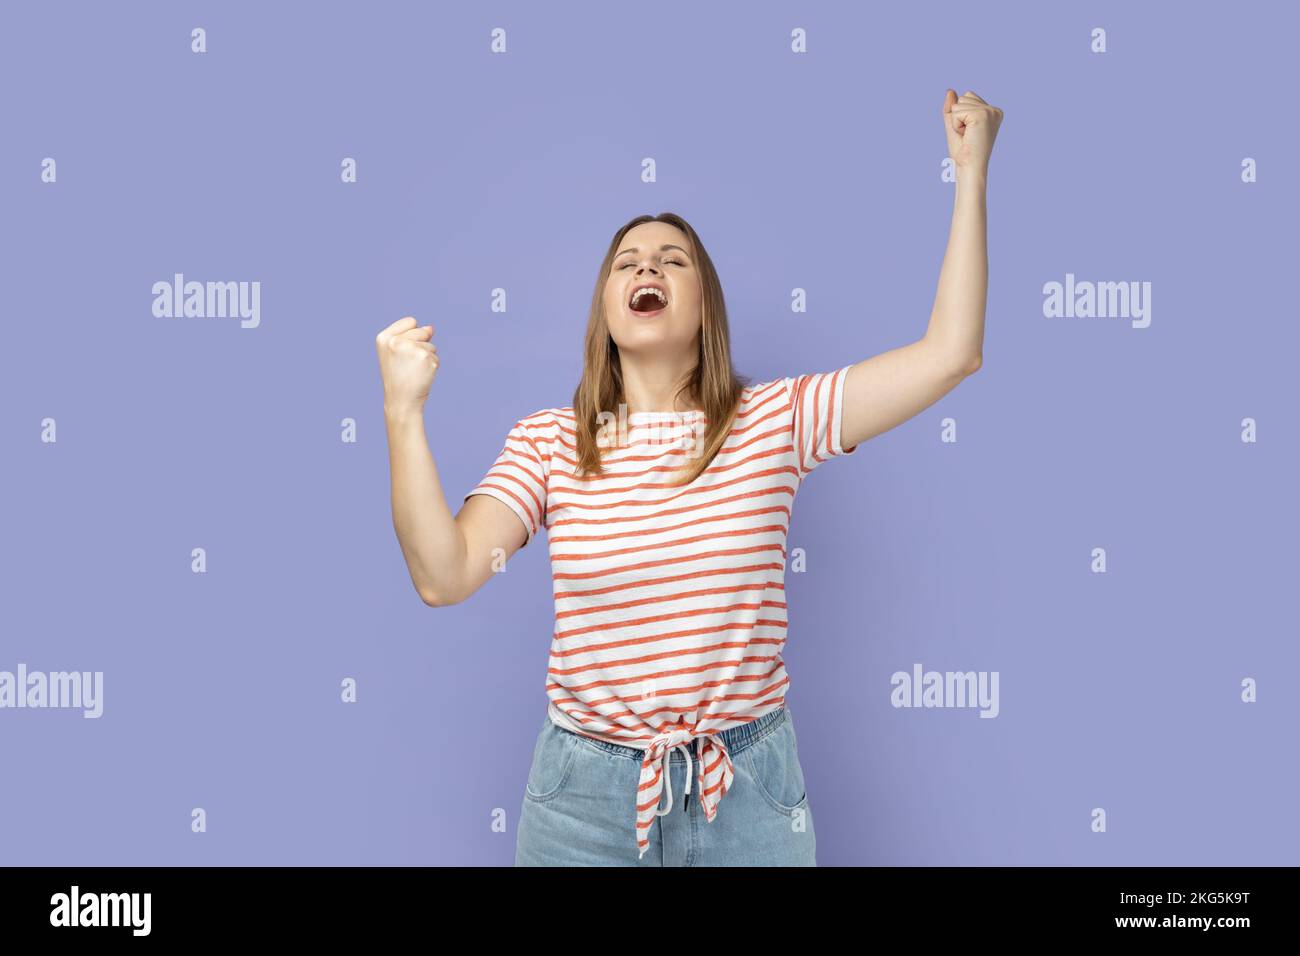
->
[464, 365, 858, 857]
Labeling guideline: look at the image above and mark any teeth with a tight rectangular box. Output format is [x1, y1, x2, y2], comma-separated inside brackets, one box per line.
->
[630, 287, 667, 308]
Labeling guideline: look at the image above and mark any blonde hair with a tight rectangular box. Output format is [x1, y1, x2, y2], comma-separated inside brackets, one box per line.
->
[571, 213, 748, 486]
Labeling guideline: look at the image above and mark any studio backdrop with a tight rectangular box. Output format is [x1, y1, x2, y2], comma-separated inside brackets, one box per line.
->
[1, 0, 1295, 865]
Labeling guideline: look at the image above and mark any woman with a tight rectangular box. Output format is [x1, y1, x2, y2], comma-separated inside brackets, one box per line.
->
[376, 89, 1002, 866]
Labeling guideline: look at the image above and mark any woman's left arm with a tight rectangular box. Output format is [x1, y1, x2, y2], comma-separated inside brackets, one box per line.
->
[840, 89, 1004, 449]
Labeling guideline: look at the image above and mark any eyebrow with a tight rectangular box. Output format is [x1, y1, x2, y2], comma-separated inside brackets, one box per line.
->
[614, 244, 691, 260]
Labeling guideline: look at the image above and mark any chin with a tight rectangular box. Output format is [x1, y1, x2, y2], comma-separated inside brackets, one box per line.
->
[613, 326, 683, 349]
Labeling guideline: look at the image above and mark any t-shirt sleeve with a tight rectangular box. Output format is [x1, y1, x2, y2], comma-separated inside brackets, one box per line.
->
[781, 364, 859, 480]
[463, 418, 549, 547]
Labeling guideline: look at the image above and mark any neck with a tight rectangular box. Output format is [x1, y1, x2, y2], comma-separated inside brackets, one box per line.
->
[619, 351, 699, 414]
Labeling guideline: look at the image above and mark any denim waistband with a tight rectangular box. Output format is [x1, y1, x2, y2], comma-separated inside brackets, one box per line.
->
[562, 705, 788, 761]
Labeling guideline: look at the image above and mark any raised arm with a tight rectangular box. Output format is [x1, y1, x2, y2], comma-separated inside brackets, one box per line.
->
[377, 316, 526, 608]
[840, 89, 1002, 450]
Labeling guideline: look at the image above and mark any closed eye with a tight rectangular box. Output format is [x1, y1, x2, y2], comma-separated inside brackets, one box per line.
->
[618, 259, 686, 269]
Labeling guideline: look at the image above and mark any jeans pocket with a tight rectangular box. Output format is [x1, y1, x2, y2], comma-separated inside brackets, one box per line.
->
[741, 718, 809, 814]
[524, 720, 580, 803]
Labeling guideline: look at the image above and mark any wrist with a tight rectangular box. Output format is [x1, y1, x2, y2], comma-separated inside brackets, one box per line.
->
[384, 401, 425, 426]
[956, 165, 988, 191]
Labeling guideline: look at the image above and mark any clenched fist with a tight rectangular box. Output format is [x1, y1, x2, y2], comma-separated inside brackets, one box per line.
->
[943, 89, 1003, 176]
[376, 316, 439, 414]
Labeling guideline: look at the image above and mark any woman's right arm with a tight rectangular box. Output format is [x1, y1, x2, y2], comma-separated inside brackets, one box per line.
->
[377, 317, 527, 607]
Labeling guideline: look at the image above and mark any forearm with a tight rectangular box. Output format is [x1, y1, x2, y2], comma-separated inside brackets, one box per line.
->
[383, 405, 466, 604]
[925, 167, 988, 371]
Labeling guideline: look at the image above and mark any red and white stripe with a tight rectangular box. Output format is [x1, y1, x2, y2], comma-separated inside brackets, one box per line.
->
[466, 365, 857, 856]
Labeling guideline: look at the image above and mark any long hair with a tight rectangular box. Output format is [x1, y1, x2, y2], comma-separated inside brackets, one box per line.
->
[571, 212, 748, 486]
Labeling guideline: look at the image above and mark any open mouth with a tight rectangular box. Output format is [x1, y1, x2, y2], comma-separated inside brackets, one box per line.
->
[629, 285, 668, 314]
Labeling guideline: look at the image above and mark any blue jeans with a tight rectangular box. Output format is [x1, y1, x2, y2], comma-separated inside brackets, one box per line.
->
[515, 706, 817, 866]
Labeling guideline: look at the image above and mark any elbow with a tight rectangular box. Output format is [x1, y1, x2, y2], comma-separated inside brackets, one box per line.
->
[927, 336, 982, 379]
[419, 585, 457, 608]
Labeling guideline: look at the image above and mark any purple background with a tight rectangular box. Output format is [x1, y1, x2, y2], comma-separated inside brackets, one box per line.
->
[2, 0, 1296, 866]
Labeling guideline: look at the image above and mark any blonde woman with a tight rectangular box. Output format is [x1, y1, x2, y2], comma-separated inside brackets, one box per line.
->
[377, 90, 1002, 866]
